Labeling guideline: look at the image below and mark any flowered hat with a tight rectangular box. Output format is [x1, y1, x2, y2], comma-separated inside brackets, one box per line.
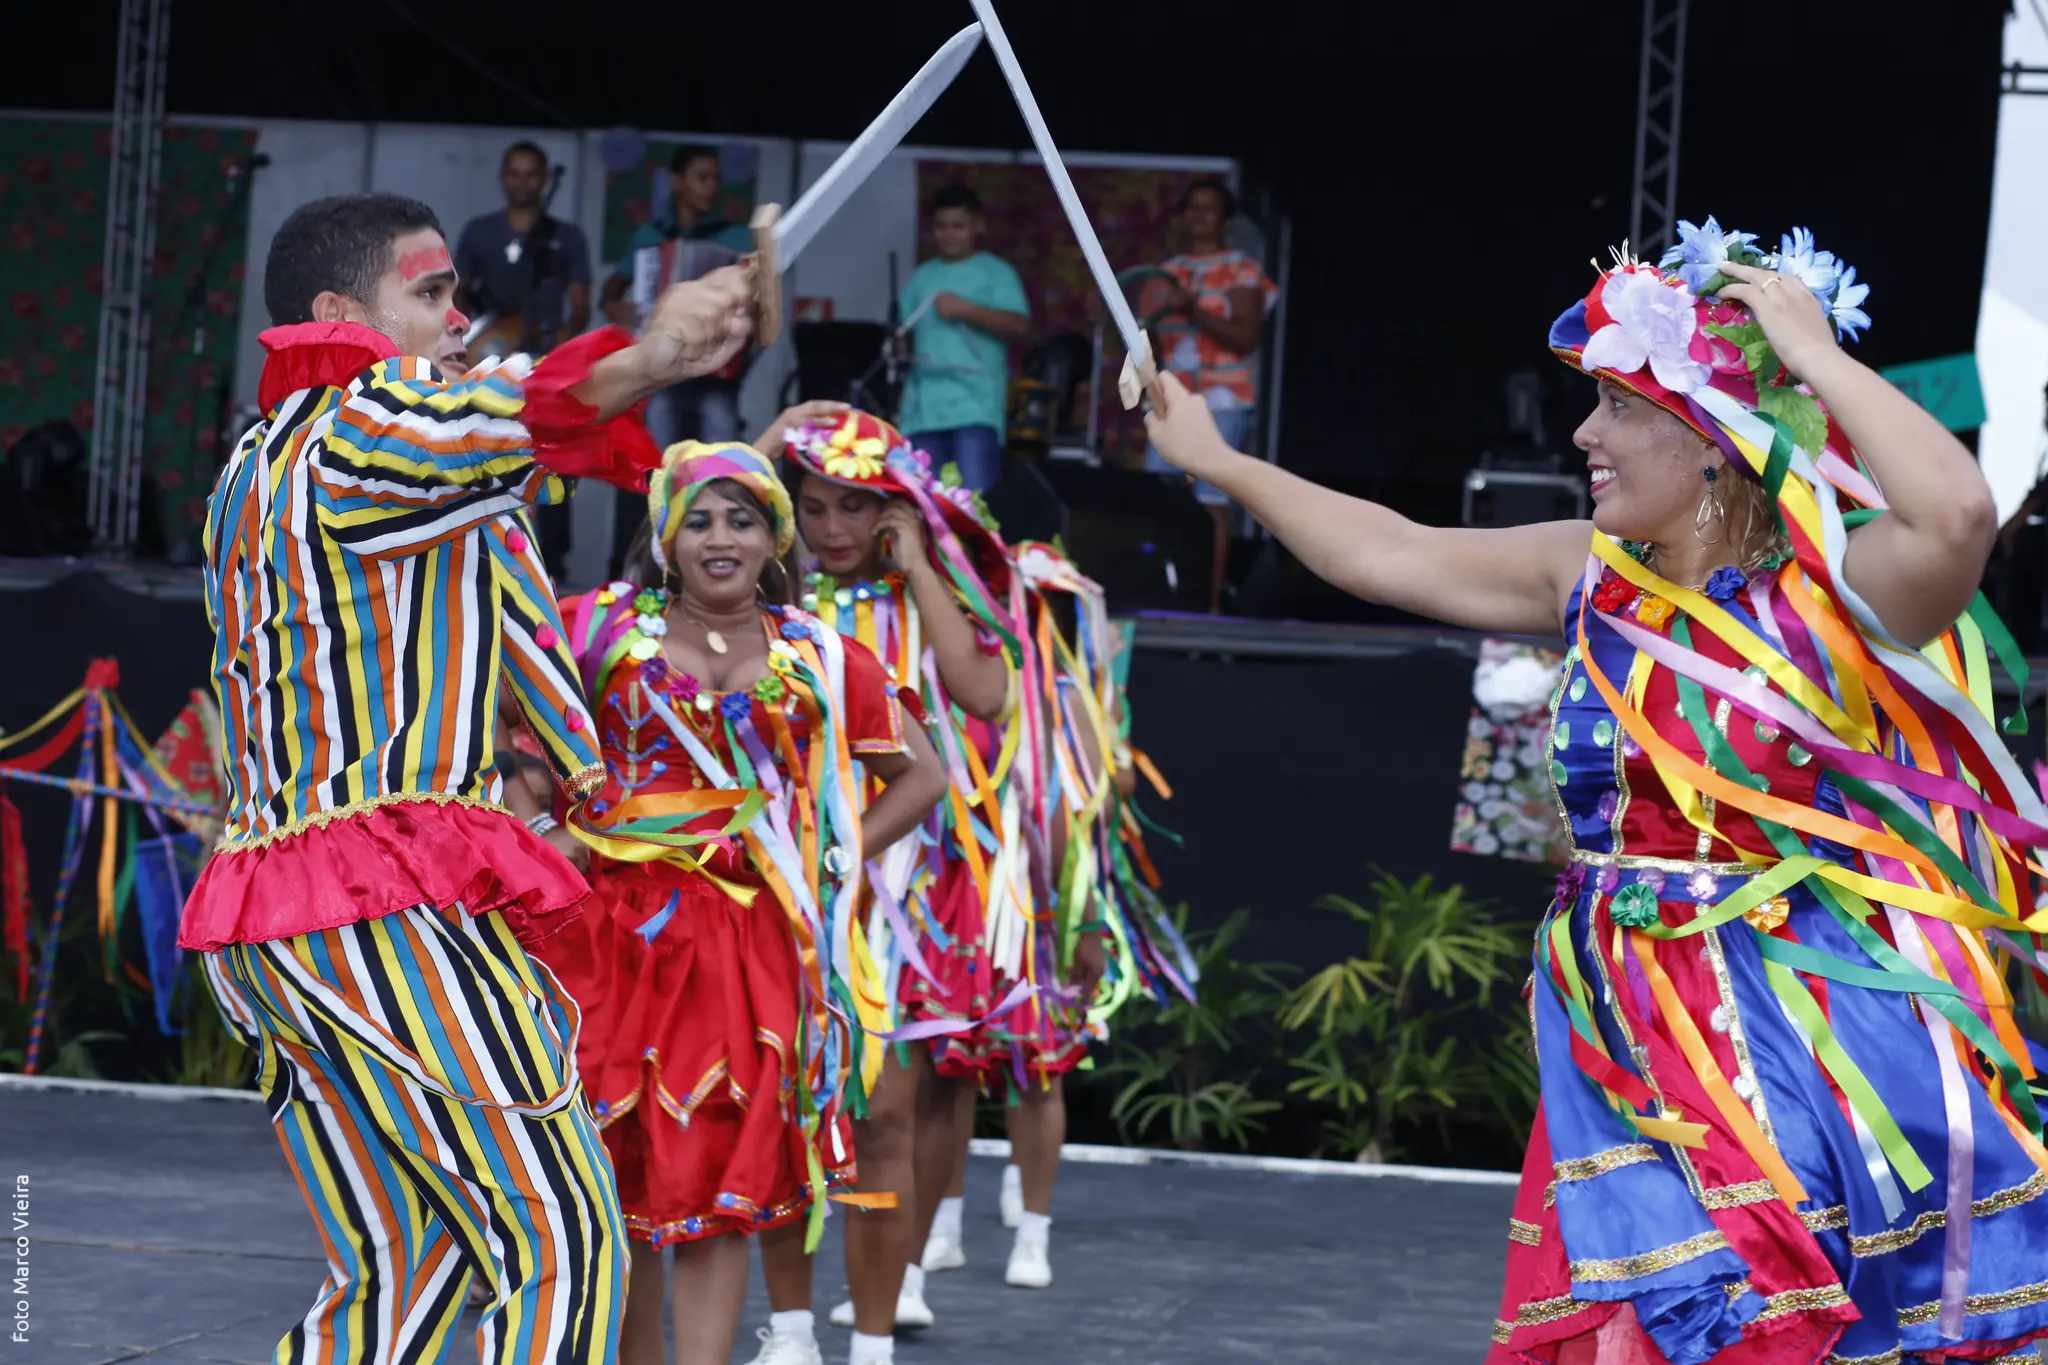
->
[1011, 539, 1099, 599]
[782, 409, 1011, 595]
[646, 440, 796, 571]
[1548, 219, 1871, 472]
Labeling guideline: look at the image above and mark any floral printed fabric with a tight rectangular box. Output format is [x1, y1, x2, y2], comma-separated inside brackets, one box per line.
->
[0, 119, 258, 556]
[1451, 638, 1570, 865]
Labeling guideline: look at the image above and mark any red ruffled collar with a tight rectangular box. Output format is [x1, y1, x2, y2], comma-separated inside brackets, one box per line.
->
[257, 322, 400, 415]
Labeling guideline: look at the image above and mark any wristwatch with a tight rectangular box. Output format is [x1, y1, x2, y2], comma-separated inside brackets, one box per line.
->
[525, 812, 560, 838]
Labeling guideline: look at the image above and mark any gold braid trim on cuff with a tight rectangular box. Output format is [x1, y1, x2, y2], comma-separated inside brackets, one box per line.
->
[1747, 1283, 1850, 1322]
[1700, 1180, 1778, 1210]
[1849, 1171, 2048, 1259]
[216, 789, 511, 851]
[565, 762, 607, 802]
[1491, 1294, 1597, 1345]
[1546, 1142, 1662, 1206]
[1897, 1278, 2048, 1327]
[1569, 1229, 1730, 1284]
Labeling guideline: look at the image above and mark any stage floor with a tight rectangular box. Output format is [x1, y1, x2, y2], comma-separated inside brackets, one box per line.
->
[7, 1081, 1516, 1364]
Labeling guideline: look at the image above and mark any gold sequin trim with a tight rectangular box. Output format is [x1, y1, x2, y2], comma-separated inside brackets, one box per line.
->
[1991, 1351, 2045, 1364]
[1801, 1205, 1849, 1233]
[1569, 850, 1756, 874]
[1491, 1294, 1597, 1344]
[1701, 1180, 1778, 1210]
[1850, 1172, 2048, 1258]
[1553, 1143, 1661, 1184]
[217, 788, 510, 850]
[1752, 1284, 1852, 1322]
[1570, 1229, 1730, 1284]
[1507, 1218, 1543, 1247]
[1827, 1349, 1902, 1365]
[1897, 1278, 2048, 1327]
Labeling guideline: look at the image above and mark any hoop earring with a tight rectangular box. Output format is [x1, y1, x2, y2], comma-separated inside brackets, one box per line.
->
[1694, 489, 1726, 545]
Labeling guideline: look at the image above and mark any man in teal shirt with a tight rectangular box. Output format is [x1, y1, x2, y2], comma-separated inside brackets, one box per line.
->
[896, 185, 1032, 491]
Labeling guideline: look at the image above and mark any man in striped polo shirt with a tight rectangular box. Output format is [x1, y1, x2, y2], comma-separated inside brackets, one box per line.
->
[183, 192, 750, 1364]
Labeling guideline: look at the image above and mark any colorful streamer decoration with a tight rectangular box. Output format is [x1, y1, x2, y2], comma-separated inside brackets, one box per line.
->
[0, 662, 223, 1073]
[1009, 542, 1196, 1059]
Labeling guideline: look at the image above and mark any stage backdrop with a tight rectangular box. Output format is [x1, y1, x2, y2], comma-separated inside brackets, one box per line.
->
[912, 159, 1197, 464]
[0, 119, 257, 556]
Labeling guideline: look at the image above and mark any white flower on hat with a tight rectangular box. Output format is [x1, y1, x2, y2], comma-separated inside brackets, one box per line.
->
[1580, 268, 1711, 394]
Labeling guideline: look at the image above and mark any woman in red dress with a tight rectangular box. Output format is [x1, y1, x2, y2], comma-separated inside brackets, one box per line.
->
[746, 408, 1021, 1362]
[535, 440, 947, 1365]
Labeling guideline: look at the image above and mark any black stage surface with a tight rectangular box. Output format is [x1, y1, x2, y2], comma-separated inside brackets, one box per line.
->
[4, 1079, 1516, 1364]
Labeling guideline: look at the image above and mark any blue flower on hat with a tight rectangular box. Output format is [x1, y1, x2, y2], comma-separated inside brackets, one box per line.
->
[1772, 228, 1840, 303]
[1704, 566, 1748, 602]
[1828, 265, 1870, 343]
[1659, 216, 1758, 293]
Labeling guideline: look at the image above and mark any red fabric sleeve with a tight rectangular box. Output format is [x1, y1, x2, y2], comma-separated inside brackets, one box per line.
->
[839, 639, 909, 756]
[521, 326, 662, 493]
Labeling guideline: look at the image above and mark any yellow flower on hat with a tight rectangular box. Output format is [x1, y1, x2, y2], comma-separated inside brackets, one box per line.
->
[1743, 894, 1790, 932]
[1636, 595, 1676, 630]
[823, 446, 887, 481]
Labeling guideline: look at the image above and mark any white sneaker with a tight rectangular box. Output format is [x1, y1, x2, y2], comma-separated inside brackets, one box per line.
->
[999, 1167, 1023, 1229]
[1005, 1235, 1051, 1289]
[921, 1226, 966, 1272]
[827, 1282, 935, 1330]
[897, 1276, 935, 1328]
[745, 1328, 823, 1365]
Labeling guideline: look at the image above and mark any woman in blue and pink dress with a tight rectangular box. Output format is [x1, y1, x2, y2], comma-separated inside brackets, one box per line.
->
[1148, 220, 2048, 1364]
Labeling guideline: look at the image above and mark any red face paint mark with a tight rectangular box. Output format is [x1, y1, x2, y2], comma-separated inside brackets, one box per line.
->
[445, 306, 469, 333]
[397, 245, 453, 282]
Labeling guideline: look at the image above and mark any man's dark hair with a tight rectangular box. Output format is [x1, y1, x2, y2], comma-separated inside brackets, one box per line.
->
[932, 184, 982, 216]
[1179, 176, 1238, 220]
[502, 141, 547, 170]
[263, 193, 443, 325]
[669, 144, 720, 177]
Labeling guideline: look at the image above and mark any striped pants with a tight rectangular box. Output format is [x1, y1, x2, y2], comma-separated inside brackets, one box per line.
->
[204, 904, 626, 1364]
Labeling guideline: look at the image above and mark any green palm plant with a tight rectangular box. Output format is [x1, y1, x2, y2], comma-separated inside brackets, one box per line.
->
[1097, 906, 1294, 1151]
[1279, 869, 1536, 1163]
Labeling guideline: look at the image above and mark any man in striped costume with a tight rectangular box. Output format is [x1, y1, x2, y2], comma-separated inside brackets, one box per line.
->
[180, 192, 751, 1364]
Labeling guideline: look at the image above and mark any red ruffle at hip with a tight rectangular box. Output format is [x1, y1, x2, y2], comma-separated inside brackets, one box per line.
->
[178, 799, 590, 952]
[902, 855, 1004, 1082]
[531, 859, 850, 1245]
[904, 855, 1089, 1087]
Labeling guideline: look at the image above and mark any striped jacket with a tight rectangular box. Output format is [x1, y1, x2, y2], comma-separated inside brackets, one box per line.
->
[203, 322, 611, 852]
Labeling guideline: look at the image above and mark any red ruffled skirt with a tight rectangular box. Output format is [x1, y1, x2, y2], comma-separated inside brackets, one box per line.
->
[901, 855, 1004, 1082]
[179, 800, 590, 951]
[533, 859, 851, 1245]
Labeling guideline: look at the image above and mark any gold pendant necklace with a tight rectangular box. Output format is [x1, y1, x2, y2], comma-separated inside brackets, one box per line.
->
[670, 604, 731, 655]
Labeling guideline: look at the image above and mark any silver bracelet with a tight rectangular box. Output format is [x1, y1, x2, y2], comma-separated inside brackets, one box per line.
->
[525, 812, 560, 838]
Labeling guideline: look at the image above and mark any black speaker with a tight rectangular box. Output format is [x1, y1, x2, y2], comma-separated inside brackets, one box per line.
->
[1038, 464, 1212, 611]
[788, 321, 894, 412]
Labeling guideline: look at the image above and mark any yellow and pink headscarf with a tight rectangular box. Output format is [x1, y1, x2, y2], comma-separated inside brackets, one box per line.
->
[645, 440, 796, 570]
